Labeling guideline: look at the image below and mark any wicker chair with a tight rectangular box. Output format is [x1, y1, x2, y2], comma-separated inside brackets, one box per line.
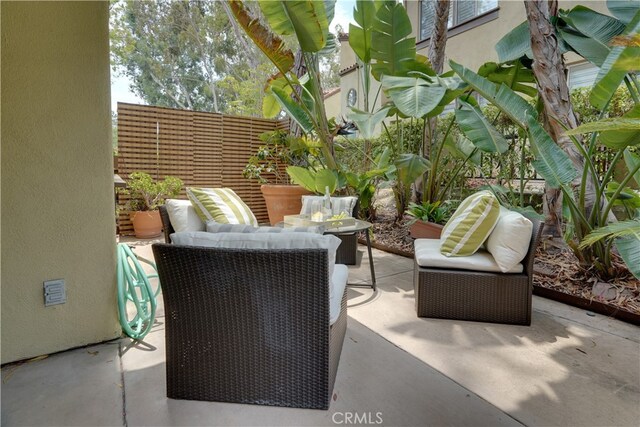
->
[152, 244, 346, 409]
[414, 219, 542, 325]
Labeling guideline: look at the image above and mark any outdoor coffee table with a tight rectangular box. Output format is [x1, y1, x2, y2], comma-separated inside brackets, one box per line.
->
[278, 219, 376, 291]
[325, 219, 376, 291]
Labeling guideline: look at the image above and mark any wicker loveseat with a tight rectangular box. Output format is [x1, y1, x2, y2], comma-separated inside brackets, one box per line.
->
[414, 218, 542, 325]
[153, 207, 347, 409]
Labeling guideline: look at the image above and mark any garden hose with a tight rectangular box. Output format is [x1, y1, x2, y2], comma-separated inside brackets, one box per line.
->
[116, 243, 160, 340]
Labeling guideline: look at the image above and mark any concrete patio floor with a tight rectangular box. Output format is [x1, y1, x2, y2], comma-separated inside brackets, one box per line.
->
[2, 239, 639, 426]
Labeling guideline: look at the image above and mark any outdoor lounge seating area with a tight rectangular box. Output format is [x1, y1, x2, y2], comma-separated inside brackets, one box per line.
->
[2, 241, 639, 426]
[3, 1, 639, 426]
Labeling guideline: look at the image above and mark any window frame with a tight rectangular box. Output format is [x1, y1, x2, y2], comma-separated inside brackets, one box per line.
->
[417, 0, 500, 44]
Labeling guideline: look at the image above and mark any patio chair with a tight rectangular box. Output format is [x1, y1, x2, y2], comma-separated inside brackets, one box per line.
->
[413, 218, 542, 325]
[152, 243, 346, 409]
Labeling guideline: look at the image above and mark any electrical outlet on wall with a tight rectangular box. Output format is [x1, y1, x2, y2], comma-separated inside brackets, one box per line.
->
[44, 279, 66, 306]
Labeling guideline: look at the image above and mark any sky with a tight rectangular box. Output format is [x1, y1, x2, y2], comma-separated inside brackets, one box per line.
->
[110, 0, 356, 112]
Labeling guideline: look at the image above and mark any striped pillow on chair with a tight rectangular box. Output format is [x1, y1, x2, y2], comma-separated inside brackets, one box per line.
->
[440, 191, 500, 257]
[187, 187, 258, 227]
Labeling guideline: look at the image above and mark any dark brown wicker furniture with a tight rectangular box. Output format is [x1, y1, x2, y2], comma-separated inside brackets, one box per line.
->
[414, 219, 542, 325]
[152, 244, 347, 409]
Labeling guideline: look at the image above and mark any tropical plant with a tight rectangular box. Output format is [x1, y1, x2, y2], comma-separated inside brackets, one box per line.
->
[405, 201, 452, 226]
[449, 20, 640, 279]
[243, 130, 315, 185]
[229, 0, 342, 192]
[121, 172, 183, 212]
[496, 0, 640, 234]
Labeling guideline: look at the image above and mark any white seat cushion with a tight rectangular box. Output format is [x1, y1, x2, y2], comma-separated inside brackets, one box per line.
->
[330, 265, 348, 325]
[165, 199, 205, 232]
[415, 238, 523, 273]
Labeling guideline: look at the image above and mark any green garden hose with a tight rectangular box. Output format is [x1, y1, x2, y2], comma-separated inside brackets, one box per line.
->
[116, 243, 160, 340]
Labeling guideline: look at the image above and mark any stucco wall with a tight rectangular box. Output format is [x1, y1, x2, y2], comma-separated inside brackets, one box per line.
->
[405, 0, 611, 71]
[1, 1, 120, 363]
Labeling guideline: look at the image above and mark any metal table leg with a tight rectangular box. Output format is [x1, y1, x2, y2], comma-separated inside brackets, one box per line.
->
[365, 229, 376, 291]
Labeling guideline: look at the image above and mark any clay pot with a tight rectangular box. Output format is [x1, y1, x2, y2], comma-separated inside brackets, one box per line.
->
[130, 210, 162, 238]
[261, 184, 312, 225]
[409, 220, 444, 239]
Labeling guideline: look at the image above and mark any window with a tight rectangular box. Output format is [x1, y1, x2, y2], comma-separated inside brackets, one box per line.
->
[420, 0, 498, 41]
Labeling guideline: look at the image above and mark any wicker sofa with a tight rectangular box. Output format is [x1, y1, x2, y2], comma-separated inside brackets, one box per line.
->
[153, 207, 347, 409]
[414, 218, 542, 325]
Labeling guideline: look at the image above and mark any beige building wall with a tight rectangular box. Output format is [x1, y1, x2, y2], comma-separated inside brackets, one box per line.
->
[339, 1, 611, 118]
[324, 88, 342, 121]
[405, 0, 610, 72]
[1, 1, 120, 363]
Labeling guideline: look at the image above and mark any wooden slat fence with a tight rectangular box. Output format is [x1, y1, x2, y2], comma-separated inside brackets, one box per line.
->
[117, 102, 287, 235]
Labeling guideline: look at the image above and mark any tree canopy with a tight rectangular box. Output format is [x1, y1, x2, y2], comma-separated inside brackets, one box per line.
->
[110, 0, 340, 116]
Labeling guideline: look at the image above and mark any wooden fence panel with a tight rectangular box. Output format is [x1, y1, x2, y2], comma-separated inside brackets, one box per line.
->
[117, 103, 284, 235]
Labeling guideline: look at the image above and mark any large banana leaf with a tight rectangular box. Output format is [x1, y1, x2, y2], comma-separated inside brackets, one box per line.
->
[450, 61, 535, 127]
[381, 75, 446, 118]
[616, 234, 640, 279]
[624, 148, 640, 186]
[478, 61, 537, 98]
[579, 219, 640, 279]
[558, 6, 625, 67]
[263, 75, 292, 118]
[314, 168, 339, 194]
[455, 100, 509, 154]
[286, 166, 316, 192]
[565, 105, 640, 149]
[349, 0, 376, 63]
[607, 0, 640, 24]
[370, 1, 415, 79]
[590, 12, 640, 109]
[527, 115, 578, 188]
[394, 153, 430, 186]
[495, 21, 533, 63]
[347, 106, 391, 139]
[454, 135, 482, 165]
[259, 1, 330, 53]
[229, 1, 294, 75]
[271, 86, 313, 134]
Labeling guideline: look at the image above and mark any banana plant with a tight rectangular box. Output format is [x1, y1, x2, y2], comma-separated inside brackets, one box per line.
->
[496, 1, 640, 109]
[229, 0, 340, 181]
[451, 55, 640, 280]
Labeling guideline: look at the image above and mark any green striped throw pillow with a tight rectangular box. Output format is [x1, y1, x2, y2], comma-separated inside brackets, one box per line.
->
[440, 191, 500, 257]
[186, 187, 258, 227]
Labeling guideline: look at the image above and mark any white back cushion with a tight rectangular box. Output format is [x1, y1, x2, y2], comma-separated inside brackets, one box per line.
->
[165, 199, 205, 233]
[486, 207, 533, 273]
[170, 231, 342, 280]
[301, 196, 358, 216]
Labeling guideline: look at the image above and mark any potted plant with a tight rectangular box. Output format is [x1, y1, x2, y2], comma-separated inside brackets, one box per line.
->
[230, 1, 345, 192]
[243, 130, 314, 225]
[122, 172, 183, 238]
[406, 201, 452, 239]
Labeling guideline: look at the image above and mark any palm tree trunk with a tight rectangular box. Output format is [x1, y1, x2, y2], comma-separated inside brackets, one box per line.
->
[524, 0, 597, 235]
[418, 0, 450, 203]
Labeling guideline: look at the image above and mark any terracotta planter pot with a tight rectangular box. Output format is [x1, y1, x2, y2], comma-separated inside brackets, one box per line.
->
[261, 184, 312, 225]
[409, 220, 444, 239]
[130, 210, 162, 238]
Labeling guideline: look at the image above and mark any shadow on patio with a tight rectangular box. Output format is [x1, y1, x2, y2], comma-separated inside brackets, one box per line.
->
[2, 242, 638, 426]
